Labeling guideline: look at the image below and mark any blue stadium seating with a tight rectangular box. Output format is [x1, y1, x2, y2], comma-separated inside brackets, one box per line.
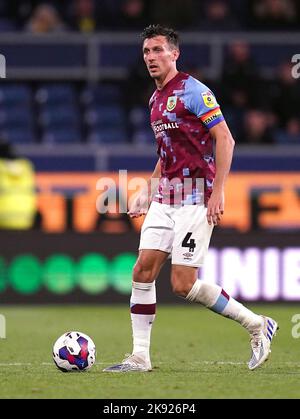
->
[43, 127, 81, 144]
[39, 105, 79, 129]
[1, 128, 34, 144]
[85, 105, 125, 128]
[0, 107, 33, 129]
[88, 127, 128, 144]
[0, 85, 31, 106]
[81, 84, 121, 105]
[129, 106, 149, 129]
[0, 85, 34, 142]
[35, 84, 76, 106]
[132, 128, 154, 145]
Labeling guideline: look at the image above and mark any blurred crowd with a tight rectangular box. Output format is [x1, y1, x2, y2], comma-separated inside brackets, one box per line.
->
[1, 0, 300, 33]
[213, 43, 300, 145]
[0, 0, 299, 146]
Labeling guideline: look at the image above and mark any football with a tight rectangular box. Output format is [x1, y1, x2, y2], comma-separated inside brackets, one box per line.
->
[53, 331, 96, 372]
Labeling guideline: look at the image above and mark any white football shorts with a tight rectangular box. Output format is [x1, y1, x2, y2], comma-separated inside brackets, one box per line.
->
[139, 201, 214, 267]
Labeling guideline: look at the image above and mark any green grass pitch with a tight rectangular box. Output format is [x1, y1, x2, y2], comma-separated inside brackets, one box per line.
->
[0, 304, 299, 399]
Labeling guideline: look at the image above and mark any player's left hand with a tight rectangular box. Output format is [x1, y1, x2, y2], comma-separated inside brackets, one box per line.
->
[206, 189, 224, 226]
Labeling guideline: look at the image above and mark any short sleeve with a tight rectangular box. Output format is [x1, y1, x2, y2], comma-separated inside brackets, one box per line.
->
[185, 77, 225, 129]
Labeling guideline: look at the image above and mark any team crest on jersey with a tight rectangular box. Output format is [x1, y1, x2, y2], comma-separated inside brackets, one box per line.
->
[166, 96, 177, 111]
[202, 91, 216, 108]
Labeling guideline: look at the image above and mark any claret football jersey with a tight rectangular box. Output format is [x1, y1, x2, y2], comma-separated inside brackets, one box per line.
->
[149, 71, 225, 205]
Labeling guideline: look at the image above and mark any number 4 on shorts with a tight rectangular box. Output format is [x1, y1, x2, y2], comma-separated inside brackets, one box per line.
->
[182, 232, 196, 253]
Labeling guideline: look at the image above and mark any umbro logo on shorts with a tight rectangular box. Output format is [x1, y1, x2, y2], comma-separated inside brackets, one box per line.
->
[183, 252, 193, 259]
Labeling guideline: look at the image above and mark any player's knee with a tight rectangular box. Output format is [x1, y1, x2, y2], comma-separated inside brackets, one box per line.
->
[133, 261, 154, 283]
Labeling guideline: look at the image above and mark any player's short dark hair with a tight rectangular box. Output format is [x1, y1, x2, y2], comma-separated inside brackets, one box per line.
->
[141, 24, 179, 50]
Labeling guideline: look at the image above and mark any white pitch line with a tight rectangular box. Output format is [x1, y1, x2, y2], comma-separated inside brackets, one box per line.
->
[200, 361, 246, 365]
[0, 363, 32, 366]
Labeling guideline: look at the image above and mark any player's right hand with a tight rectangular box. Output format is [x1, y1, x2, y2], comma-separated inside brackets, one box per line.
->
[127, 190, 149, 218]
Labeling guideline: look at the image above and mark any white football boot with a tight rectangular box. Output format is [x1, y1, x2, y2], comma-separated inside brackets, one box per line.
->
[103, 353, 152, 373]
[248, 316, 278, 370]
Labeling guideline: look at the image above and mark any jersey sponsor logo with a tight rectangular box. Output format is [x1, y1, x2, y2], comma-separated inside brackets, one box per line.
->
[166, 96, 177, 111]
[152, 121, 179, 133]
[201, 91, 216, 108]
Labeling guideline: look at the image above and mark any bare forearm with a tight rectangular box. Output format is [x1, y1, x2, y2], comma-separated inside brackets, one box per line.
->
[211, 123, 235, 191]
[214, 136, 234, 190]
[207, 121, 234, 224]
